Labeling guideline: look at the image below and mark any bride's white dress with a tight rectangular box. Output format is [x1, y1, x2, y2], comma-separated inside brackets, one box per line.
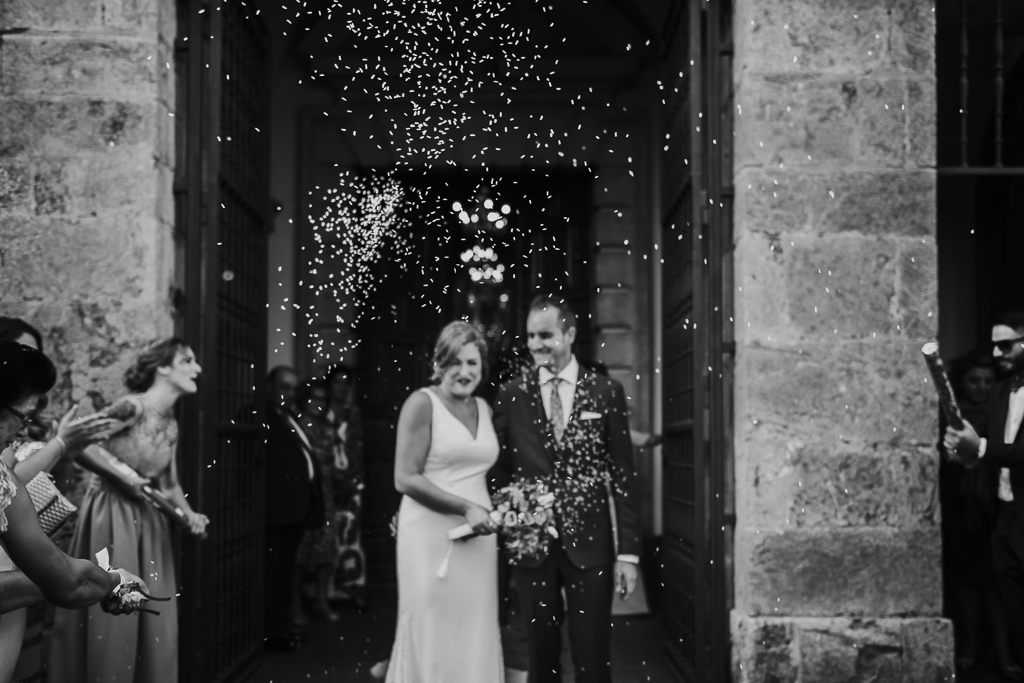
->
[386, 389, 504, 683]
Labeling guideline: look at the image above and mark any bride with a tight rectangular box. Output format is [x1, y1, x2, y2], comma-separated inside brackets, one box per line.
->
[385, 321, 504, 682]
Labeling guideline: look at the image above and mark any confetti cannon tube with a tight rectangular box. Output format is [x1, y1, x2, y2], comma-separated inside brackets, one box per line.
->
[921, 342, 965, 430]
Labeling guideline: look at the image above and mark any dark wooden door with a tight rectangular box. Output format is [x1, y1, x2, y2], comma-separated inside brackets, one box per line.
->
[175, 1, 270, 681]
[660, 0, 734, 680]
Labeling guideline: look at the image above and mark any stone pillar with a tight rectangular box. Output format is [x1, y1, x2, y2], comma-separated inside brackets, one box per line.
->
[0, 0, 176, 408]
[731, 0, 952, 679]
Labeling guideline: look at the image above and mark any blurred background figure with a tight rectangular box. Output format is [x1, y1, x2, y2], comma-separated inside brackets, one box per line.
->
[325, 365, 367, 612]
[939, 349, 1016, 679]
[264, 366, 323, 653]
[294, 379, 343, 622]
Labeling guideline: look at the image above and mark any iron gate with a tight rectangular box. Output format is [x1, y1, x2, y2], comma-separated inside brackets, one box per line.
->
[174, 1, 270, 681]
[660, 0, 733, 680]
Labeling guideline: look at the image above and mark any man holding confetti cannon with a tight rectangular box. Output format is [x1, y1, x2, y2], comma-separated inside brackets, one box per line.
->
[490, 294, 642, 683]
[944, 313, 1024, 677]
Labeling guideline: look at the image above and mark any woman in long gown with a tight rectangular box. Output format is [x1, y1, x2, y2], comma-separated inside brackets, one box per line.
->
[386, 321, 504, 683]
[49, 338, 209, 683]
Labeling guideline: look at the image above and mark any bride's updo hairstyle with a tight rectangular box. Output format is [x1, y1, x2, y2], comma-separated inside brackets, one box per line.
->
[124, 337, 190, 393]
[431, 321, 488, 385]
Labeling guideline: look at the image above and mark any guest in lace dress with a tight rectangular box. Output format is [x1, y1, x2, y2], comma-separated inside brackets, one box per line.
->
[325, 364, 367, 611]
[49, 338, 209, 683]
[293, 379, 343, 622]
[0, 341, 146, 683]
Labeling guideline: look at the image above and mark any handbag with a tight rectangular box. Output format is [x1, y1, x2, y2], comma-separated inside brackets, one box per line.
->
[25, 472, 77, 536]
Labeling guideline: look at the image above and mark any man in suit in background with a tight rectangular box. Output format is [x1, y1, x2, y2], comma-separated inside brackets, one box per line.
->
[946, 312, 1024, 679]
[492, 294, 642, 683]
[263, 366, 323, 652]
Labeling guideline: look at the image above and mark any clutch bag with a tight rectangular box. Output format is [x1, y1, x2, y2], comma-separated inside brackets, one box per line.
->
[26, 472, 77, 536]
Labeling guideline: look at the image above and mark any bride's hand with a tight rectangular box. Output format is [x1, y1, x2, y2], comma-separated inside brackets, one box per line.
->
[464, 503, 496, 536]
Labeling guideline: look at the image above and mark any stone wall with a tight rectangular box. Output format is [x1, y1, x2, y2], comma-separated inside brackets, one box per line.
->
[0, 0, 176, 411]
[731, 0, 952, 678]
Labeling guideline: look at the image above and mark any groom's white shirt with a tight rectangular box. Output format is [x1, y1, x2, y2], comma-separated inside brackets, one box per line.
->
[538, 355, 638, 565]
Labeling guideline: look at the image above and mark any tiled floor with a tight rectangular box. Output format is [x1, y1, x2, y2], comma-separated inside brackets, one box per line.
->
[247, 584, 678, 683]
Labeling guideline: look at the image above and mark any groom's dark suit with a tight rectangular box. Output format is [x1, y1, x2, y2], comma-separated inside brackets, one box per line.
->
[492, 359, 641, 683]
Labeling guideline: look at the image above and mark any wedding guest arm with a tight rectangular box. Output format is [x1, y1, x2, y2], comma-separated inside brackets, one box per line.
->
[605, 380, 643, 597]
[0, 472, 140, 609]
[394, 391, 495, 536]
[0, 570, 42, 614]
[13, 404, 114, 482]
[947, 418, 1024, 469]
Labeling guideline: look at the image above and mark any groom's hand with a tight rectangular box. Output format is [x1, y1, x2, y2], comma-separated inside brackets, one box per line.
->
[614, 560, 637, 601]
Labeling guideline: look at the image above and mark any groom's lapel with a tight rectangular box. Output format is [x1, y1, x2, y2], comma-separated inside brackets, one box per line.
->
[562, 368, 591, 439]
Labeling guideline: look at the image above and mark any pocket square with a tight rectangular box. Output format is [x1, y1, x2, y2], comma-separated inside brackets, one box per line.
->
[580, 411, 602, 420]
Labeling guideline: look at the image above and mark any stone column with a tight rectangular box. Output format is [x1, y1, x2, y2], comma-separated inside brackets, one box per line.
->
[0, 0, 176, 408]
[731, 0, 952, 679]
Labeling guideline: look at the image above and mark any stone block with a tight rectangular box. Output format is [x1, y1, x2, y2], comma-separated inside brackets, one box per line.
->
[734, 232, 792, 344]
[733, 615, 953, 683]
[100, 0, 160, 33]
[890, 0, 936, 76]
[594, 248, 632, 287]
[735, 74, 857, 169]
[0, 35, 156, 99]
[0, 160, 32, 213]
[736, 0, 891, 75]
[735, 429, 939, 530]
[786, 235, 898, 339]
[594, 330, 635, 368]
[0, 0, 101, 31]
[592, 167, 634, 205]
[907, 78, 937, 168]
[0, 98, 155, 157]
[0, 299, 172, 414]
[156, 162, 174, 226]
[736, 339, 939, 446]
[157, 36, 175, 111]
[896, 238, 937, 340]
[734, 527, 942, 616]
[156, 100, 175, 168]
[33, 151, 155, 216]
[592, 207, 634, 245]
[0, 213, 157, 301]
[853, 78, 906, 167]
[594, 288, 635, 328]
[735, 167, 936, 238]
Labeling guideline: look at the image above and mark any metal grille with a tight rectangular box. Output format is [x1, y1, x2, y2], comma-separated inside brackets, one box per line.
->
[660, 0, 733, 680]
[937, 0, 1024, 174]
[175, 1, 270, 681]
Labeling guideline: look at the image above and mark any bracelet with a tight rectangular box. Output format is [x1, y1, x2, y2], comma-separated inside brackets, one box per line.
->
[53, 435, 67, 456]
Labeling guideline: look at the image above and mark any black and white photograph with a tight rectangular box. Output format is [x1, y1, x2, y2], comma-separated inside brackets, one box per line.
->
[0, 0, 1023, 681]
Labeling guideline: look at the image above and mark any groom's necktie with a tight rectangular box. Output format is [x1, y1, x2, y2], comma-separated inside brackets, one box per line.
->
[548, 377, 565, 443]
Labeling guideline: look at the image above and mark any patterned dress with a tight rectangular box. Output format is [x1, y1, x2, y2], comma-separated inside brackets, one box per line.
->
[49, 397, 180, 683]
[328, 404, 367, 596]
[295, 412, 341, 569]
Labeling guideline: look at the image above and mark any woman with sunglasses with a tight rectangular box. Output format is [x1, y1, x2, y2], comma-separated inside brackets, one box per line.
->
[0, 341, 148, 683]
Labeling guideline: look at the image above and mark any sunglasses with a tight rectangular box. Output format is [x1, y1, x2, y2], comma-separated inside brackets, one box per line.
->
[994, 336, 1024, 354]
[2, 405, 30, 431]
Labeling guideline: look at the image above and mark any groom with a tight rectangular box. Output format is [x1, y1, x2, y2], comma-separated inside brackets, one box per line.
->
[492, 294, 642, 683]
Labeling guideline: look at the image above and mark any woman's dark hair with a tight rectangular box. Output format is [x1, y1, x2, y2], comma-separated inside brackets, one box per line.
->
[0, 341, 57, 407]
[948, 349, 997, 391]
[431, 321, 489, 384]
[0, 317, 44, 352]
[123, 337, 190, 393]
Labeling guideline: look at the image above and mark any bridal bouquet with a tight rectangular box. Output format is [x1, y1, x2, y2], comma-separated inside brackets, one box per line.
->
[446, 478, 559, 565]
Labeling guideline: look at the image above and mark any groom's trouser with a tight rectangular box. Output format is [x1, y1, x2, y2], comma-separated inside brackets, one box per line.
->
[514, 542, 614, 683]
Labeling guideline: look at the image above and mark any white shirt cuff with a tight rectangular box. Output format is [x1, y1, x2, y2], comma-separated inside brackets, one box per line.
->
[979, 438, 987, 458]
[616, 554, 640, 564]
